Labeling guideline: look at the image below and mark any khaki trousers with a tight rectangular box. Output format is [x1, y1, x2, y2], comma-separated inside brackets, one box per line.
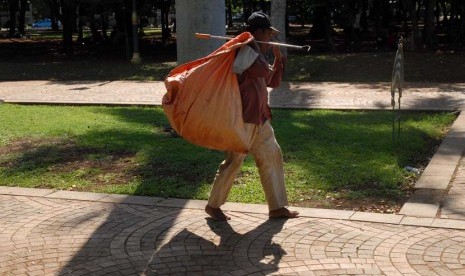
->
[207, 121, 289, 211]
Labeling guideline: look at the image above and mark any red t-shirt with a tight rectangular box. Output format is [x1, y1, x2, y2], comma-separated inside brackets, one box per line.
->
[236, 47, 284, 125]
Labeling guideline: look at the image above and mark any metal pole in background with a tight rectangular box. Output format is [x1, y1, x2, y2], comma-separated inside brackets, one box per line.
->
[391, 37, 404, 143]
[131, 0, 141, 64]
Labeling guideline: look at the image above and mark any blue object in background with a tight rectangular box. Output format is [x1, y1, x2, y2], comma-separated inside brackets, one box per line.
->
[32, 18, 52, 29]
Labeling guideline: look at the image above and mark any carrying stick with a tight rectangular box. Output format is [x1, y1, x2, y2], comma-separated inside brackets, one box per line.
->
[195, 33, 311, 52]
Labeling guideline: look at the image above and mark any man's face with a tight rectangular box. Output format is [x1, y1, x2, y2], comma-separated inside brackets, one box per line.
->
[255, 28, 275, 52]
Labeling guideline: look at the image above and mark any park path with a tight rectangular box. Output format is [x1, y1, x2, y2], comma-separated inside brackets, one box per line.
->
[1, 80, 465, 275]
[1, 80, 465, 110]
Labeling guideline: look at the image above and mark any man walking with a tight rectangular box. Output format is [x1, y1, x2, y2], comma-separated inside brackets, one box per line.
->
[205, 12, 299, 221]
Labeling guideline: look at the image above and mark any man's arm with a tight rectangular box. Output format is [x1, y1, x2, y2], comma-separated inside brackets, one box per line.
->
[267, 45, 285, 88]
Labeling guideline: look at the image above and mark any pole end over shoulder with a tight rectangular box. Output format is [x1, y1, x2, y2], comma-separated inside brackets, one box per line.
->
[195, 33, 211, 39]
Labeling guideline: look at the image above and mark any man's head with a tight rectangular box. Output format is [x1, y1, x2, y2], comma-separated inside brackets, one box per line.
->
[246, 11, 279, 35]
[246, 11, 279, 51]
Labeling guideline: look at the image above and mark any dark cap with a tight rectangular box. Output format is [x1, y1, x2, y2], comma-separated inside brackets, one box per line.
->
[247, 11, 280, 34]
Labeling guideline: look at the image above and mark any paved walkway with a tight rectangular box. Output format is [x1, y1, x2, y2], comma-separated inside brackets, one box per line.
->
[1, 80, 465, 275]
[1, 80, 465, 110]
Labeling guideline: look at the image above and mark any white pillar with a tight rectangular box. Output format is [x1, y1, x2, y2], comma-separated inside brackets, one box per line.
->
[175, 0, 225, 64]
[270, 0, 287, 57]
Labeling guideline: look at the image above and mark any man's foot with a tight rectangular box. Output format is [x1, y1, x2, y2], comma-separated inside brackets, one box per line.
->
[205, 205, 231, 221]
[269, 207, 299, 219]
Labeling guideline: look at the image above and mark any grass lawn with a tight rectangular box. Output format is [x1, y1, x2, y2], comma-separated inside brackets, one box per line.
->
[0, 104, 456, 212]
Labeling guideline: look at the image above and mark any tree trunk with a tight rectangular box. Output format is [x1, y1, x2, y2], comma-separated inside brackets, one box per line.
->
[101, 13, 109, 40]
[405, 0, 419, 51]
[50, 0, 60, 31]
[243, 0, 252, 22]
[323, 1, 334, 50]
[309, 1, 334, 50]
[17, 0, 27, 36]
[160, 0, 171, 43]
[424, 0, 436, 49]
[344, 0, 355, 46]
[8, 0, 18, 37]
[450, 0, 458, 22]
[309, 0, 334, 51]
[361, 0, 368, 33]
[76, 4, 84, 42]
[435, 1, 441, 28]
[60, 0, 75, 56]
[78, 16, 83, 42]
[260, 0, 266, 12]
[309, 6, 324, 39]
[299, 3, 305, 28]
[226, 0, 233, 28]
[373, 0, 383, 44]
[458, 2, 465, 44]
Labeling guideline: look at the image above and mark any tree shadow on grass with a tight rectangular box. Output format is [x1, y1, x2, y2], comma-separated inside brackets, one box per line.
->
[88, 107, 225, 198]
[1, 140, 135, 188]
[0, 105, 453, 204]
[0, 106, 223, 197]
[272, 108, 453, 201]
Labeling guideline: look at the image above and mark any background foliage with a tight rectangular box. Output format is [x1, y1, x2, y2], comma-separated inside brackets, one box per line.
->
[2, 0, 465, 56]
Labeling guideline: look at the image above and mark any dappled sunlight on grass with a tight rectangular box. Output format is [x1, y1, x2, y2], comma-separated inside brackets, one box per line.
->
[0, 105, 457, 210]
[1, 60, 176, 81]
[273, 109, 455, 200]
[285, 51, 465, 83]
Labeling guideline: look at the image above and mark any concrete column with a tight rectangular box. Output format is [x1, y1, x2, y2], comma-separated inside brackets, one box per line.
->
[175, 0, 225, 64]
[270, 0, 287, 57]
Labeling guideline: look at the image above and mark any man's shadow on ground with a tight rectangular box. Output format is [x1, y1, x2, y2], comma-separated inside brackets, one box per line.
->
[146, 217, 288, 275]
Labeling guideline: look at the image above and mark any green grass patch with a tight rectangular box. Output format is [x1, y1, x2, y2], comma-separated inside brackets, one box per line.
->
[284, 52, 465, 82]
[0, 104, 456, 206]
[0, 60, 176, 81]
[2, 46, 464, 83]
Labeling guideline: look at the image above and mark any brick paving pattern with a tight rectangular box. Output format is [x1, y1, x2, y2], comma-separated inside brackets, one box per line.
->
[2, 194, 465, 276]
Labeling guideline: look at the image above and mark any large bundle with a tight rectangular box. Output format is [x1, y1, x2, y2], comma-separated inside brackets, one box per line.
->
[163, 32, 254, 153]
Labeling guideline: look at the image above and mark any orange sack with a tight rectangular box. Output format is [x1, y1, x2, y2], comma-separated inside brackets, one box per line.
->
[163, 32, 255, 153]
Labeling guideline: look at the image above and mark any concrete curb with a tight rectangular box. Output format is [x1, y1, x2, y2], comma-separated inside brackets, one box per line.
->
[3, 186, 465, 230]
[400, 111, 465, 218]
